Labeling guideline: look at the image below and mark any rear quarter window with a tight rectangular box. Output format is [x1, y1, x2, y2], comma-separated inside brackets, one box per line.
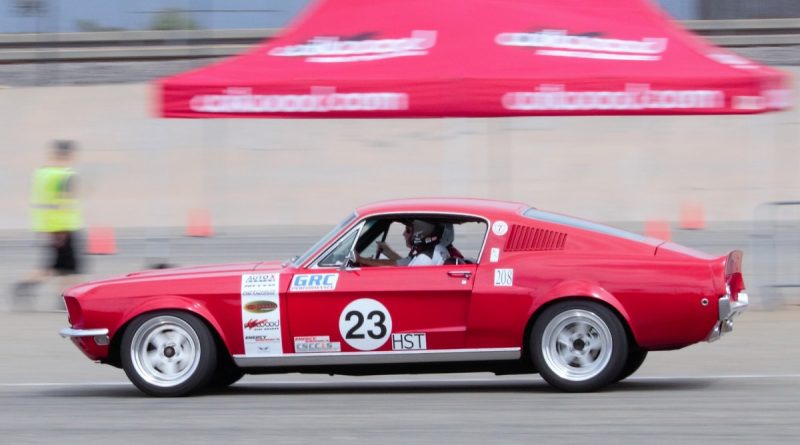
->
[522, 208, 650, 243]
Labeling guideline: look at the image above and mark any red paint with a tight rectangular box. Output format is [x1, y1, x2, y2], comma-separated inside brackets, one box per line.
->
[63, 198, 740, 365]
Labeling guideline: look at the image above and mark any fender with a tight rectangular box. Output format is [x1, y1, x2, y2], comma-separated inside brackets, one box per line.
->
[115, 295, 230, 351]
[533, 280, 641, 344]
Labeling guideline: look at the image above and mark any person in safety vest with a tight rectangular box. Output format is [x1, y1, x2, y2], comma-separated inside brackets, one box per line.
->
[13, 140, 83, 308]
[357, 220, 449, 267]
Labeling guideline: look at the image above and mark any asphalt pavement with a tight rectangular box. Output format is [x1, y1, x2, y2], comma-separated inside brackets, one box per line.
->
[0, 309, 798, 444]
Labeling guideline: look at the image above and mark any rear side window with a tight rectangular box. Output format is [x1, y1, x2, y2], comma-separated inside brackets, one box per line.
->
[523, 208, 649, 243]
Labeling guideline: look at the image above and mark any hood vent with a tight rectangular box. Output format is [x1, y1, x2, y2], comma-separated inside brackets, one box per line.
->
[505, 224, 567, 252]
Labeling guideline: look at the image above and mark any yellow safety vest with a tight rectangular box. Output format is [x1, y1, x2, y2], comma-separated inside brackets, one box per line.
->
[30, 167, 82, 232]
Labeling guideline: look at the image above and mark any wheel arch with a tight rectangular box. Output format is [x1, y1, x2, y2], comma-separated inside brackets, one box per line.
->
[521, 292, 641, 361]
[107, 297, 232, 368]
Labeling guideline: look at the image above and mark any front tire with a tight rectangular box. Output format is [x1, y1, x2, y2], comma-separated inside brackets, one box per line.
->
[121, 311, 217, 397]
[531, 301, 628, 392]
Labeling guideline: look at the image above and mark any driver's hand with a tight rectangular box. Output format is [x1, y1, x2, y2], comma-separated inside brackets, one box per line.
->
[376, 241, 389, 250]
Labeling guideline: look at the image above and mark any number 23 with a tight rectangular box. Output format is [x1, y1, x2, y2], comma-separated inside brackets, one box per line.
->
[344, 310, 387, 339]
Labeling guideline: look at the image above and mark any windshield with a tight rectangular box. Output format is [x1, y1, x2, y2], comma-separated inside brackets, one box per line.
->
[292, 212, 357, 267]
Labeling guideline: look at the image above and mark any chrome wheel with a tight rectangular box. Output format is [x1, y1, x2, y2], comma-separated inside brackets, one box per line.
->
[541, 309, 612, 382]
[531, 301, 628, 392]
[122, 311, 217, 396]
[130, 315, 201, 387]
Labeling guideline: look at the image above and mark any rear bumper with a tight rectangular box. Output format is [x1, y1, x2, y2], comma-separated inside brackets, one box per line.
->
[706, 292, 749, 342]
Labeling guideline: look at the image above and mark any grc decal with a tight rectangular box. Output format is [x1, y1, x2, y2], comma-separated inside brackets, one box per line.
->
[190, 87, 408, 114]
[268, 30, 437, 63]
[503, 84, 725, 111]
[290, 273, 339, 292]
[496, 29, 667, 61]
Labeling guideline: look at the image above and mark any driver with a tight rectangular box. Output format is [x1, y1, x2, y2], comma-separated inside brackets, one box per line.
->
[357, 220, 449, 267]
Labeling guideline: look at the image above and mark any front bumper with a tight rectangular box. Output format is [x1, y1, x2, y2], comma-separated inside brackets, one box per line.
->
[59, 327, 109, 345]
[60, 327, 111, 361]
[706, 291, 749, 342]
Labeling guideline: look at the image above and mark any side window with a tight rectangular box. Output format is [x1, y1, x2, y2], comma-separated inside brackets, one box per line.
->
[317, 230, 358, 268]
[449, 221, 487, 263]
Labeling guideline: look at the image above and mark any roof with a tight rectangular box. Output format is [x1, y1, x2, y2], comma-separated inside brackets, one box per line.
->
[355, 197, 529, 218]
[158, 0, 791, 118]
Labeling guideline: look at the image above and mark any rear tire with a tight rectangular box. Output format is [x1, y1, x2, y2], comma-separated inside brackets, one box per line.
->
[615, 348, 648, 383]
[121, 311, 217, 397]
[531, 301, 628, 392]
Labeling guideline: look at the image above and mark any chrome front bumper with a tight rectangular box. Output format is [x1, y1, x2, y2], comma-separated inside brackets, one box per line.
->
[59, 327, 110, 346]
[706, 291, 749, 342]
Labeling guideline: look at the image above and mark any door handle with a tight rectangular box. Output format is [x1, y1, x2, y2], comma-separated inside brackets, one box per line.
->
[447, 270, 472, 278]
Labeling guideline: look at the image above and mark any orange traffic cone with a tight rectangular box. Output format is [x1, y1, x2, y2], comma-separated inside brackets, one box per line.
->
[644, 219, 671, 242]
[187, 208, 213, 237]
[86, 226, 117, 255]
[680, 202, 706, 230]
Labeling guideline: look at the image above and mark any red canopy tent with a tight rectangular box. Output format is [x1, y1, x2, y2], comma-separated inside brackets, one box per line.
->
[158, 0, 791, 118]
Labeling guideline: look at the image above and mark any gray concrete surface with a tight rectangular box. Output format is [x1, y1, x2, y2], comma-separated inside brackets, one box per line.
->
[1, 68, 799, 232]
[0, 308, 797, 444]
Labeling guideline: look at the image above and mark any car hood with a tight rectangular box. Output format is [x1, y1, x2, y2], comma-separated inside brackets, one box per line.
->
[124, 261, 279, 278]
[65, 260, 285, 296]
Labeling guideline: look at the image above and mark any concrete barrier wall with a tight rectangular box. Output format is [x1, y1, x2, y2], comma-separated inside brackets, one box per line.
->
[1, 68, 798, 231]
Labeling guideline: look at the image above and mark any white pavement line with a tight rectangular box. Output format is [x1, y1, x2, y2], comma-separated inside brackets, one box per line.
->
[2, 374, 800, 388]
[630, 373, 800, 381]
[0, 382, 130, 387]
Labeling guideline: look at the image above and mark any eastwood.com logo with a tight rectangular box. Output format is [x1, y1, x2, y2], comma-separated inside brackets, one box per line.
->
[268, 30, 437, 63]
[495, 29, 667, 61]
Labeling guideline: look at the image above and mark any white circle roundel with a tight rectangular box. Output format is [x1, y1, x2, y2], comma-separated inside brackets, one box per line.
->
[492, 220, 508, 236]
[339, 298, 392, 351]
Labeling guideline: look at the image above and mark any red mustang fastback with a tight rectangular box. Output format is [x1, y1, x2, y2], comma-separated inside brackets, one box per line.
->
[60, 198, 748, 396]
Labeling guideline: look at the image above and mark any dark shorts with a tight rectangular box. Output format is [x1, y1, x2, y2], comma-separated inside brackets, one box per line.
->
[48, 231, 81, 275]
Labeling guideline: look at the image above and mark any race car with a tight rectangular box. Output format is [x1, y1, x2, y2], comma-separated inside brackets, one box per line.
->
[60, 198, 748, 396]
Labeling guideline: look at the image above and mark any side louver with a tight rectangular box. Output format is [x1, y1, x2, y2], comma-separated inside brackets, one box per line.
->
[504, 225, 567, 251]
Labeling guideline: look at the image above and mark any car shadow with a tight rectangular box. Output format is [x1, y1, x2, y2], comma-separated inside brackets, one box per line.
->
[39, 376, 716, 398]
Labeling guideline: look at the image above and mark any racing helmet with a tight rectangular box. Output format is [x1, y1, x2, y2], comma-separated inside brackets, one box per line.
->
[410, 220, 442, 249]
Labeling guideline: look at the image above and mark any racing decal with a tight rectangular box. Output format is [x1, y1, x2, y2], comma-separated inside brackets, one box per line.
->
[294, 336, 341, 354]
[494, 268, 514, 287]
[490, 247, 500, 263]
[492, 220, 509, 236]
[392, 333, 427, 351]
[290, 273, 339, 292]
[241, 273, 282, 356]
[495, 30, 667, 61]
[268, 30, 437, 63]
[339, 298, 393, 351]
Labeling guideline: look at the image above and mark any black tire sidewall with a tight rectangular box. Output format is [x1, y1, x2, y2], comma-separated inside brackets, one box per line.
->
[616, 348, 648, 383]
[531, 301, 628, 392]
[121, 311, 217, 397]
